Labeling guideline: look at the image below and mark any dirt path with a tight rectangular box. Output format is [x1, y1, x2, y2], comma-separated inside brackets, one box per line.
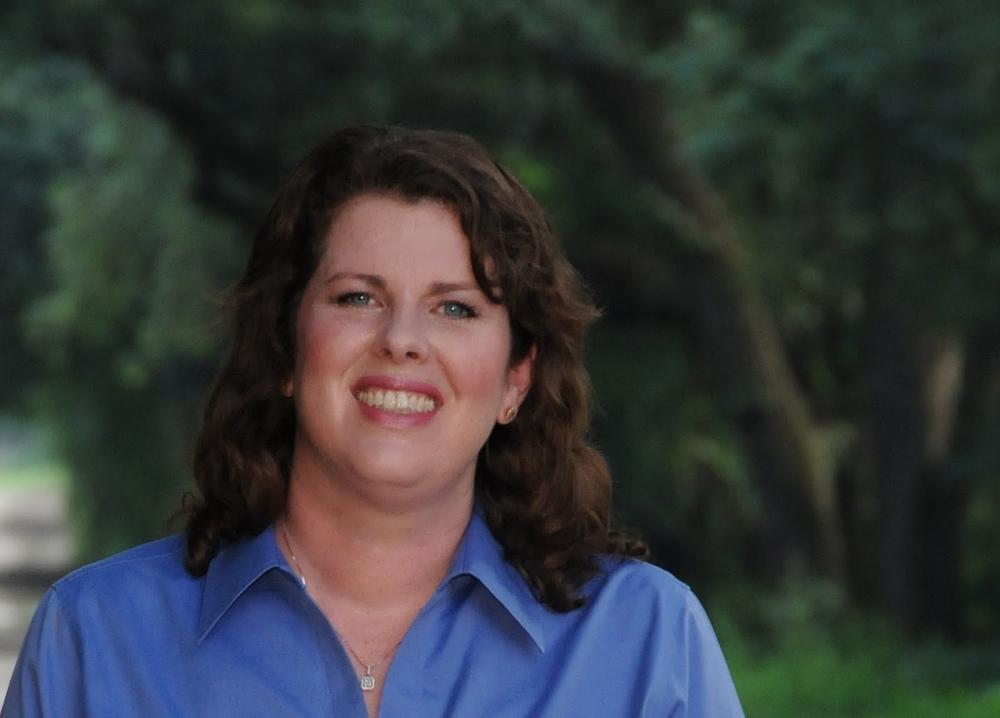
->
[0, 485, 71, 703]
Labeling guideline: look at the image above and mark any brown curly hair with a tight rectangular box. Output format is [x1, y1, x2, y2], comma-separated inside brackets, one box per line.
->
[184, 125, 646, 611]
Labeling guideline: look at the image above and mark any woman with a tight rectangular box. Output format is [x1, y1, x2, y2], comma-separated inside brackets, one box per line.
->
[4, 126, 744, 717]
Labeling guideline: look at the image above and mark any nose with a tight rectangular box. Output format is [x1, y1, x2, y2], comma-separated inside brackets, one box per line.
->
[376, 305, 430, 362]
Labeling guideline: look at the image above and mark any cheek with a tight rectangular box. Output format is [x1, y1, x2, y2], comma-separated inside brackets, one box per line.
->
[452, 338, 513, 402]
[296, 319, 330, 376]
[298, 323, 333, 369]
[295, 311, 365, 378]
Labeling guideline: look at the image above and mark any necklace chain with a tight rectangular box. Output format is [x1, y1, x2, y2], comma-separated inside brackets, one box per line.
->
[281, 521, 399, 692]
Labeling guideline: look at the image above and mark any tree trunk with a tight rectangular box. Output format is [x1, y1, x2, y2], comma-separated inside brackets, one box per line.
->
[863, 280, 967, 634]
[565, 57, 845, 582]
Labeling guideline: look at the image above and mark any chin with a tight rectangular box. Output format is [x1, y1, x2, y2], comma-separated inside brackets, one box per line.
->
[353, 458, 472, 504]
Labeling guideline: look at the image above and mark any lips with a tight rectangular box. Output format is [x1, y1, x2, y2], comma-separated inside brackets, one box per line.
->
[351, 376, 442, 417]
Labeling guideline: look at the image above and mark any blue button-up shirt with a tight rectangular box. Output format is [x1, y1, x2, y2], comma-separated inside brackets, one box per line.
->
[3, 512, 744, 716]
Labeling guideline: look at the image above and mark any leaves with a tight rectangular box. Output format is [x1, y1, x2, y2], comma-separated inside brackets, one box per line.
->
[1, 0, 999, 637]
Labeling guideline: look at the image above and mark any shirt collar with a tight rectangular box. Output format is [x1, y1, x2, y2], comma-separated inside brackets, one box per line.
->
[446, 510, 548, 653]
[198, 511, 547, 652]
[198, 525, 290, 643]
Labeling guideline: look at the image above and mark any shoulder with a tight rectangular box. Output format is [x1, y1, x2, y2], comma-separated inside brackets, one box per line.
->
[578, 558, 728, 660]
[6, 536, 207, 716]
[50, 534, 194, 618]
[520, 559, 744, 715]
[54, 533, 187, 590]
[587, 556, 697, 616]
[579, 560, 745, 714]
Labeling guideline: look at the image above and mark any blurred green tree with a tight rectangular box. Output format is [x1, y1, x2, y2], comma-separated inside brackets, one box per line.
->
[2, 0, 998, 639]
[0, 55, 240, 552]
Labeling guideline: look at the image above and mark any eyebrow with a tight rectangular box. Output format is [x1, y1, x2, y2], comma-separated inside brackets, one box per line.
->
[428, 281, 480, 294]
[323, 273, 482, 295]
[323, 272, 385, 288]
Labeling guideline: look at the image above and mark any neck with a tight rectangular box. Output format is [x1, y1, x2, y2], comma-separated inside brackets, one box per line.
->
[281, 468, 474, 609]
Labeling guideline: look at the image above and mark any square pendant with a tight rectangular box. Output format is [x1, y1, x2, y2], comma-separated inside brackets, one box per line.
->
[360, 675, 376, 691]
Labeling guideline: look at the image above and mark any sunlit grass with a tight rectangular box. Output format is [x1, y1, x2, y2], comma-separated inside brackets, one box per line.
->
[0, 418, 67, 490]
[0, 461, 68, 489]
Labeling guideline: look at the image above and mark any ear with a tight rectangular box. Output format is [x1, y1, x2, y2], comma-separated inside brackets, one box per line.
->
[499, 344, 536, 423]
[282, 377, 294, 397]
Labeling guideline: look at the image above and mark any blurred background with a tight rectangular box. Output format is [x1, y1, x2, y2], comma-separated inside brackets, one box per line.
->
[2, 0, 999, 714]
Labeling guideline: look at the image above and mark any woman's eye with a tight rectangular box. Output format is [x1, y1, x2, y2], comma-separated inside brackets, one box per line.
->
[438, 301, 477, 319]
[335, 292, 374, 306]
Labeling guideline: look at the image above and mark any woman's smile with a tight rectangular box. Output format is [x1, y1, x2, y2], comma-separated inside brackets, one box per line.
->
[352, 375, 442, 427]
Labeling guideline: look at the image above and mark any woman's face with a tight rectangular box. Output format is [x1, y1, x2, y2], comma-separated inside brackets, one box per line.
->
[288, 193, 533, 508]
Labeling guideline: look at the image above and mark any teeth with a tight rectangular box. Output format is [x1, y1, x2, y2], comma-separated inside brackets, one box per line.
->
[356, 389, 436, 414]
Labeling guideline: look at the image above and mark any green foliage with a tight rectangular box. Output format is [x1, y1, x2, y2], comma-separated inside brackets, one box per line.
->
[1, 55, 240, 558]
[723, 605, 1000, 717]
[715, 576, 1000, 716]
[730, 626, 1000, 717]
[589, 324, 762, 586]
[657, 0, 1000, 322]
[1, 0, 998, 649]
[29, 98, 236, 381]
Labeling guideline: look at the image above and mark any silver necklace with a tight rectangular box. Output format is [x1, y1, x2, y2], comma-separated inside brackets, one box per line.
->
[281, 521, 399, 692]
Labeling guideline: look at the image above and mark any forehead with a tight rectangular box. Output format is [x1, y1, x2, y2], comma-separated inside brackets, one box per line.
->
[318, 194, 472, 274]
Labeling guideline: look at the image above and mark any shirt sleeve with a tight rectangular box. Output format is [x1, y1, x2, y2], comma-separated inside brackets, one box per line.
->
[1, 588, 84, 718]
[676, 589, 745, 718]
